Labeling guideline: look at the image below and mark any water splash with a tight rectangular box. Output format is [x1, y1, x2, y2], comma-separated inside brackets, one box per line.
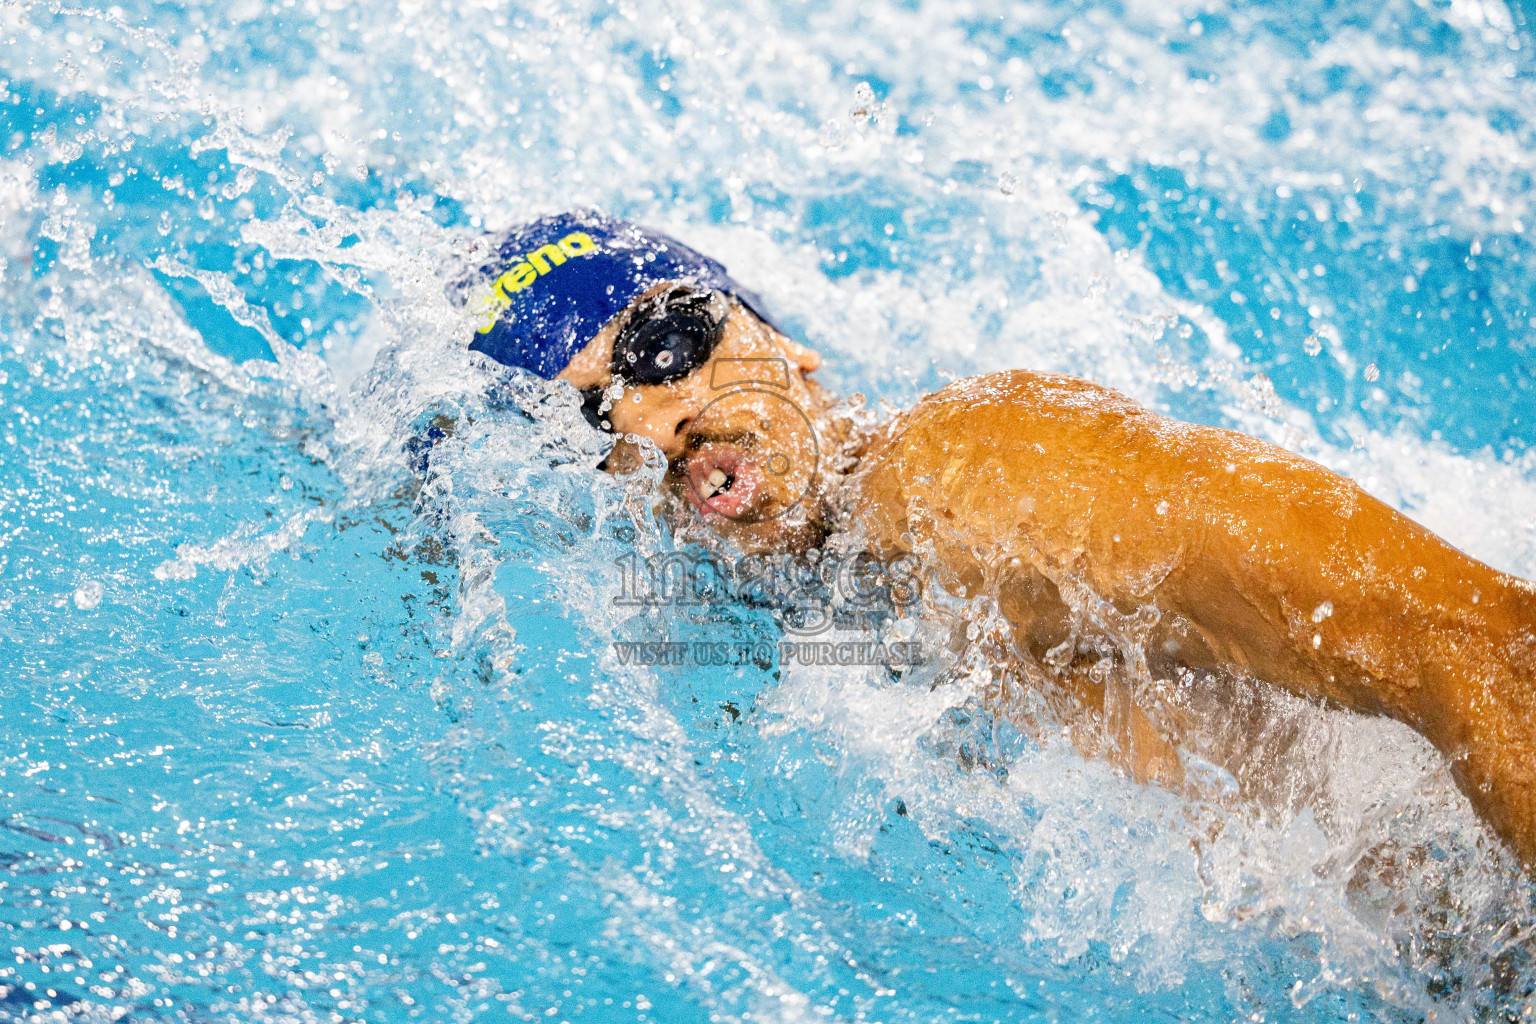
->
[0, 0, 1533, 1020]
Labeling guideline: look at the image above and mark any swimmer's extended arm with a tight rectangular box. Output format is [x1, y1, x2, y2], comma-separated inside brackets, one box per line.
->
[854, 370, 1536, 863]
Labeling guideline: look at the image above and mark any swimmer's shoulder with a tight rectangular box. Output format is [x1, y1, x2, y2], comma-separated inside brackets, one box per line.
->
[847, 370, 1155, 514]
[926, 369, 1143, 414]
[877, 369, 1152, 456]
[845, 370, 1157, 552]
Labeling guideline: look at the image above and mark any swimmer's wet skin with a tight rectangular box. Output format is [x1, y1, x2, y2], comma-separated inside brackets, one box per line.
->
[462, 210, 1536, 866]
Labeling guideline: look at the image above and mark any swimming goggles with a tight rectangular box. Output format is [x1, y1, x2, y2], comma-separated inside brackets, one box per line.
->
[582, 283, 728, 431]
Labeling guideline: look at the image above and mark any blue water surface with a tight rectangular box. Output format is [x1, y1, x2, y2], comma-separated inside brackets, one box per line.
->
[2, 0, 1536, 1021]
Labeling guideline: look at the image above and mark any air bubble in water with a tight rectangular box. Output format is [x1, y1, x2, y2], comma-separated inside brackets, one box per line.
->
[1364, 363, 1380, 382]
[1303, 334, 1322, 356]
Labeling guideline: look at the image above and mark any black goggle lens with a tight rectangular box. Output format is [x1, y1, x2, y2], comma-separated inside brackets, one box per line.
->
[611, 286, 727, 389]
[623, 310, 719, 386]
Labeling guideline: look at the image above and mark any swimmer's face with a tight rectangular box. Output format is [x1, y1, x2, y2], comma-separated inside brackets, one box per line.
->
[558, 284, 835, 551]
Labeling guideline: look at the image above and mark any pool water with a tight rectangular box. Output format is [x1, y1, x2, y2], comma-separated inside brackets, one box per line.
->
[2, 0, 1536, 1020]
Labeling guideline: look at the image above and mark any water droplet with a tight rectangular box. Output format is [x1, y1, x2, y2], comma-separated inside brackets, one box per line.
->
[1311, 600, 1333, 623]
[73, 579, 103, 610]
[223, 166, 258, 199]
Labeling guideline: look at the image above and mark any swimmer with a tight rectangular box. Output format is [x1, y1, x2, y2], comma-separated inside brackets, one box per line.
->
[459, 210, 1536, 865]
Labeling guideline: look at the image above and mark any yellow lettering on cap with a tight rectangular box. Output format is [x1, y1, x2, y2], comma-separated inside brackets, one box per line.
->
[494, 262, 539, 299]
[524, 244, 567, 275]
[559, 231, 597, 257]
[474, 233, 597, 332]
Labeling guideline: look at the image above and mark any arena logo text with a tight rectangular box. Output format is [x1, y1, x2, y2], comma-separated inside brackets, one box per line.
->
[473, 231, 598, 333]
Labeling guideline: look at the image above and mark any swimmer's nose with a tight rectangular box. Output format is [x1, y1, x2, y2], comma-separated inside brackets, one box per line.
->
[607, 389, 700, 458]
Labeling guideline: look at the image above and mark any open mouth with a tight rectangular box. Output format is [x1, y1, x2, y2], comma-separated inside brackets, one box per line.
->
[684, 443, 764, 520]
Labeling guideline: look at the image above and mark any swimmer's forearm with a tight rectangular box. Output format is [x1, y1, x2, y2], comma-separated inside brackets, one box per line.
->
[1157, 453, 1536, 860]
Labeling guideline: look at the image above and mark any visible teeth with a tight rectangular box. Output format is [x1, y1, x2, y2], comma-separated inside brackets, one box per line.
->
[707, 469, 727, 487]
[699, 482, 716, 498]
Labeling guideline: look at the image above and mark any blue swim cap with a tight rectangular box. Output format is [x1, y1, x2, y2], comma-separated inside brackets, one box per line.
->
[462, 210, 778, 379]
